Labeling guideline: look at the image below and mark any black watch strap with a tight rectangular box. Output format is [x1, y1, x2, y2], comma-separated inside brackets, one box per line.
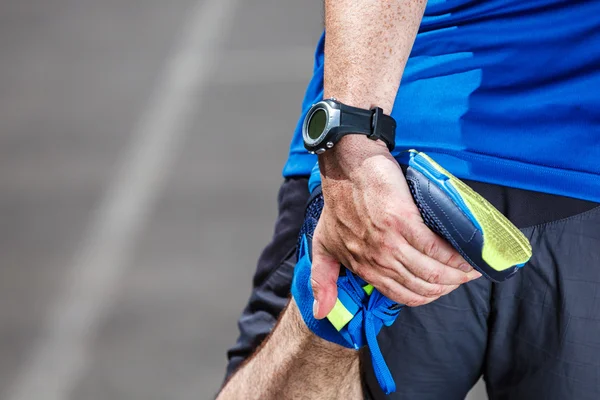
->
[337, 103, 396, 151]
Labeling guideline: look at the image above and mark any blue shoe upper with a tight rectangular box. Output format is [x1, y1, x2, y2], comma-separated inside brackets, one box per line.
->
[291, 181, 402, 394]
[294, 155, 530, 394]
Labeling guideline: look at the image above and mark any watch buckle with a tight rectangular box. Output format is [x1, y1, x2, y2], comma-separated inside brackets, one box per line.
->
[369, 107, 384, 141]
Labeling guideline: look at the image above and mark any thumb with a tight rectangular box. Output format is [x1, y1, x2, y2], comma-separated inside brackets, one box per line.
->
[310, 236, 340, 320]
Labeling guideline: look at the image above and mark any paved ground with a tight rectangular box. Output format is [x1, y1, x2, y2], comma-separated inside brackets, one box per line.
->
[0, 1, 486, 399]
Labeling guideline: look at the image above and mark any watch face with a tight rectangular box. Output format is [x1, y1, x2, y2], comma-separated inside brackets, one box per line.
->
[307, 108, 327, 140]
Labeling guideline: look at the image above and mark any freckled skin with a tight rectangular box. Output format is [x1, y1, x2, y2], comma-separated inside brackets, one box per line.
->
[314, 0, 476, 322]
[218, 2, 479, 399]
[324, 0, 427, 114]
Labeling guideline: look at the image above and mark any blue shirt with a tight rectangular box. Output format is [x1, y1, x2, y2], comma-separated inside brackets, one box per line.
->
[283, 0, 600, 203]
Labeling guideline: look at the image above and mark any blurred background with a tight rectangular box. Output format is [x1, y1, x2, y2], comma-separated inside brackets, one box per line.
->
[0, 1, 485, 399]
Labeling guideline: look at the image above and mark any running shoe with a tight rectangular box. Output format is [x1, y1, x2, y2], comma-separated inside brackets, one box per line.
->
[291, 151, 532, 394]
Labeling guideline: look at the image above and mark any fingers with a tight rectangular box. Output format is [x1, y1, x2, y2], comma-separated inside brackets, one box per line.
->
[354, 256, 457, 300]
[368, 275, 449, 307]
[403, 222, 473, 271]
[308, 198, 483, 314]
[396, 240, 482, 286]
[351, 227, 481, 304]
[310, 229, 481, 312]
[310, 236, 341, 320]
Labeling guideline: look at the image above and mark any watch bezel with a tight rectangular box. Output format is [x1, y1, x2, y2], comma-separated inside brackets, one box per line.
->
[302, 99, 341, 152]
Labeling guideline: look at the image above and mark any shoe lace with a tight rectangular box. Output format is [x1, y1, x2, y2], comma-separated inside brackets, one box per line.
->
[338, 269, 402, 395]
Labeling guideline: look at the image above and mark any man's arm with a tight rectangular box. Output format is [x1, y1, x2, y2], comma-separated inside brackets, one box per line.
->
[311, 0, 481, 319]
[217, 299, 362, 400]
[220, 1, 481, 397]
[324, 0, 425, 114]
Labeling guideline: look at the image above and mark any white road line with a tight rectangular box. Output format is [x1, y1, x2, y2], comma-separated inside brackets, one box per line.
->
[3, 0, 239, 399]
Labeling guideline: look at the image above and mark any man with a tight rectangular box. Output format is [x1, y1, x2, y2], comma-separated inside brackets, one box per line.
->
[218, 0, 600, 399]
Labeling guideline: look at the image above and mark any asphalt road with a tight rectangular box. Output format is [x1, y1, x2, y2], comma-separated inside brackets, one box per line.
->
[0, 1, 486, 399]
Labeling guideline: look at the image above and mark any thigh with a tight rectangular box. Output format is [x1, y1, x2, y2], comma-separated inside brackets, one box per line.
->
[224, 178, 309, 381]
[486, 206, 600, 400]
[362, 176, 599, 400]
[363, 275, 492, 400]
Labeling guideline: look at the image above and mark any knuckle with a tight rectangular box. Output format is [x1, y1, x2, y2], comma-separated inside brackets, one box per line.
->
[423, 238, 440, 258]
[445, 251, 463, 267]
[363, 250, 377, 266]
[310, 274, 324, 290]
[310, 277, 322, 297]
[394, 242, 411, 265]
[425, 284, 446, 297]
[370, 251, 390, 270]
[310, 269, 335, 295]
[380, 236, 394, 252]
[352, 262, 365, 276]
[397, 211, 418, 231]
[424, 269, 442, 284]
[345, 240, 362, 260]
[382, 212, 400, 229]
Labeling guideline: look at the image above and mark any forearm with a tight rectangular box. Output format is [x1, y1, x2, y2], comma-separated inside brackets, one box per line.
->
[324, 0, 426, 114]
[218, 299, 362, 400]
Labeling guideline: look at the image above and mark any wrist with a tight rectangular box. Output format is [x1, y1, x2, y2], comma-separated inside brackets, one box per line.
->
[323, 89, 394, 115]
[318, 135, 393, 184]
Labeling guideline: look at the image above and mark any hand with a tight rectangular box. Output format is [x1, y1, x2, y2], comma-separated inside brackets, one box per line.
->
[311, 136, 482, 319]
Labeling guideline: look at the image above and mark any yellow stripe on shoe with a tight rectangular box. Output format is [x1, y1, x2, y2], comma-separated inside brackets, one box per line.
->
[327, 299, 354, 331]
[414, 151, 532, 272]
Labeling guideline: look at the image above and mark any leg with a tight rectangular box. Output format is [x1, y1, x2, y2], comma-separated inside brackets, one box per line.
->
[363, 275, 492, 400]
[363, 177, 599, 400]
[486, 205, 600, 400]
[224, 178, 309, 381]
[362, 176, 512, 400]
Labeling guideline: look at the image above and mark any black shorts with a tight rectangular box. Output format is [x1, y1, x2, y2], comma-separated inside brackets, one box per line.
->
[224, 175, 600, 400]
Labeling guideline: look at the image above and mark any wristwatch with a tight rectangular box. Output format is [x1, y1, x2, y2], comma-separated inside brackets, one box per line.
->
[302, 98, 396, 154]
